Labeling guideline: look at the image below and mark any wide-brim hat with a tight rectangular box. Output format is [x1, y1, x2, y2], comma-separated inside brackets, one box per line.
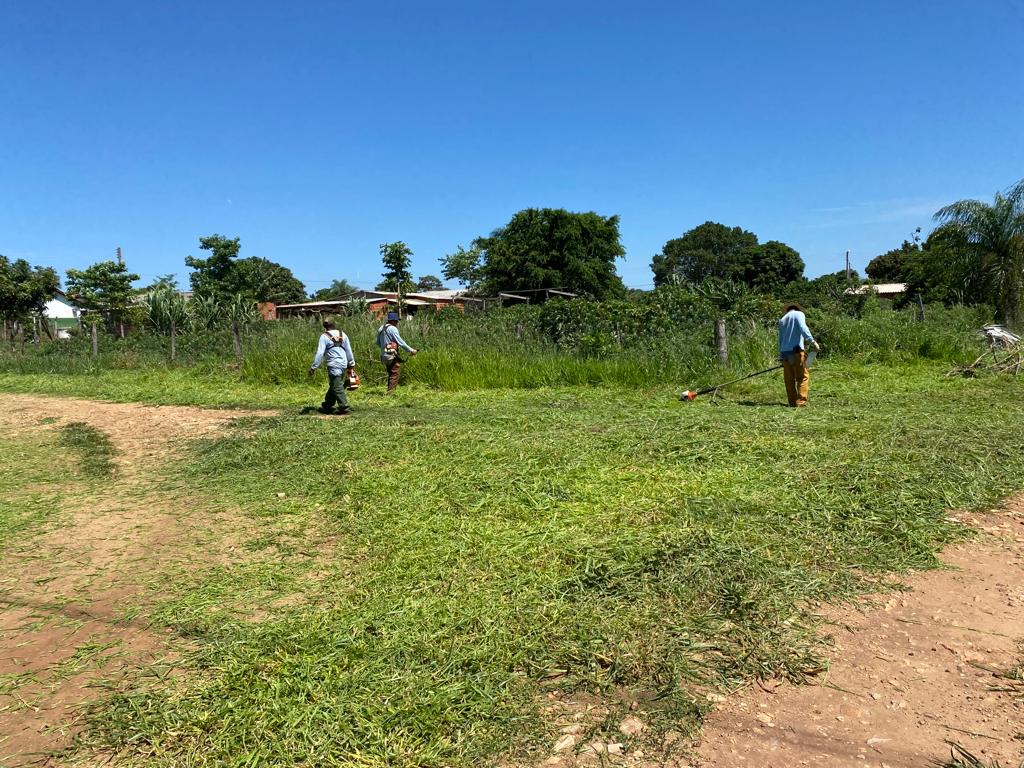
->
[782, 301, 805, 313]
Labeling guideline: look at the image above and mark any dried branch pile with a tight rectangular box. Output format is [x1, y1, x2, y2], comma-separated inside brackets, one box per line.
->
[947, 344, 1024, 378]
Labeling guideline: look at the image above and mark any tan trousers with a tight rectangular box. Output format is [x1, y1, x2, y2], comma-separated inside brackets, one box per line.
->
[782, 349, 809, 407]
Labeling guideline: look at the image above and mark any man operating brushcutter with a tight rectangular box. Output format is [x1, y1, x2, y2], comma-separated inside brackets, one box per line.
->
[778, 302, 820, 407]
[376, 311, 417, 392]
[309, 319, 357, 415]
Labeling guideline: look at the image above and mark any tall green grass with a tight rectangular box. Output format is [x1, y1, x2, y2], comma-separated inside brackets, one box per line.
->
[0, 304, 989, 392]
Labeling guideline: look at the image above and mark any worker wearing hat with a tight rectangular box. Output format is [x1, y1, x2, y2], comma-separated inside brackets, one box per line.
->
[376, 311, 417, 392]
[778, 302, 820, 407]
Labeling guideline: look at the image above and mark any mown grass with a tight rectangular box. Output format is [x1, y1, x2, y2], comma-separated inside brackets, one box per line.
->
[57, 421, 117, 477]
[45, 361, 1024, 767]
[0, 438, 68, 548]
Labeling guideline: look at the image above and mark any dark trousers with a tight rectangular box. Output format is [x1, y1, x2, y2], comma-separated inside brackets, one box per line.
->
[385, 359, 402, 392]
[322, 371, 350, 411]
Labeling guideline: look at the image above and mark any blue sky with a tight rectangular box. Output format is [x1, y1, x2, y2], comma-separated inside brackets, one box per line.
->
[3, 0, 1023, 293]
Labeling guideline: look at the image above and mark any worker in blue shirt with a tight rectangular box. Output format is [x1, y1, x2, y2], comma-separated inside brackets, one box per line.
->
[376, 311, 417, 392]
[309, 319, 356, 414]
[778, 302, 820, 407]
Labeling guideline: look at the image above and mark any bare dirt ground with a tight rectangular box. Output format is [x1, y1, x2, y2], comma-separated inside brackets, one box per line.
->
[534, 504, 1024, 768]
[0, 394, 273, 768]
[694, 503, 1024, 768]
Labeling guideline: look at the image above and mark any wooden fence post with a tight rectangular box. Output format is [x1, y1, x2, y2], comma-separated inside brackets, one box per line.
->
[91, 322, 98, 357]
[714, 317, 729, 366]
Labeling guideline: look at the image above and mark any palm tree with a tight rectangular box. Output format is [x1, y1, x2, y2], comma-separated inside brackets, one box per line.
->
[934, 179, 1024, 326]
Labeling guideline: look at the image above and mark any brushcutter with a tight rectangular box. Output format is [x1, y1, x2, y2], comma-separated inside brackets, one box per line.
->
[680, 351, 816, 402]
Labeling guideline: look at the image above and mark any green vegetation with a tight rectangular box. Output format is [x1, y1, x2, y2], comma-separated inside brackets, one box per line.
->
[0, 438, 67, 547]
[57, 421, 117, 477]
[6, 365, 1003, 766]
[0, 296, 992, 399]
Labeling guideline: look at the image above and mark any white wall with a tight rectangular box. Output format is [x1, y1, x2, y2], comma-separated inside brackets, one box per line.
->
[44, 297, 79, 320]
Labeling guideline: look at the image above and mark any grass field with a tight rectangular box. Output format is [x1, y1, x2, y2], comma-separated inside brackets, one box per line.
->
[2, 358, 1024, 766]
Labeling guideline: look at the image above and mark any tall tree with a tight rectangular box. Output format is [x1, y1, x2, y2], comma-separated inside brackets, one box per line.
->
[865, 240, 921, 282]
[415, 274, 444, 291]
[65, 259, 140, 338]
[228, 257, 306, 304]
[457, 208, 625, 299]
[736, 240, 805, 293]
[933, 180, 1024, 326]
[185, 235, 242, 300]
[311, 278, 360, 301]
[440, 244, 484, 290]
[0, 256, 60, 344]
[378, 241, 414, 317]
[652, 222, 758, 286]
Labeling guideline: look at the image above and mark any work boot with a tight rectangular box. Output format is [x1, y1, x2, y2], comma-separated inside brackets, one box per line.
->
[337, 407, 353, 415]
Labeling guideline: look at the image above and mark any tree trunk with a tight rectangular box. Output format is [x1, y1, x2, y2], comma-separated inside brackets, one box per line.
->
[170, 320, 177, 362]
[91, 322, 98, 357]
[232, 323, 242, 358]
[714, 317, 728, 366]
[119, 320, 125, 339]
[18, 324, 26, 354]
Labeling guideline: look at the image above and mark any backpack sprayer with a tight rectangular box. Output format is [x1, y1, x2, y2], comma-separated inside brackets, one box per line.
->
[680, 351, 816, 402]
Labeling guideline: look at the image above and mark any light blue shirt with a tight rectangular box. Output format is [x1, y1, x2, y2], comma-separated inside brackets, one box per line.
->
[311, 331, 355, 374]
[376, 323, 414, 356]
[778, 310, 815, 355]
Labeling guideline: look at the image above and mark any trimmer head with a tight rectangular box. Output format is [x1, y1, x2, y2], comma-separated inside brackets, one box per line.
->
[680, 390, 698, 401]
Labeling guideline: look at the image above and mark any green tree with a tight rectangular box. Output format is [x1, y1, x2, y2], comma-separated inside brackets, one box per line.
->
[0, 256, 60, 346]
[736, 240, 805, 293]
[933, 180, 1024, 326]
[378, 241, 414, 316]
[652, 222, 758, 286]
[465, 208, 626, 299]
[440, 244, 485, 290]
[65, 259, 140, 337]
[311, 278, 360, 301]
[415, 274, 444, 291]
[185, 235, 242, 300]
[228, 257, 306, 304]
[865, 240, 920, 282]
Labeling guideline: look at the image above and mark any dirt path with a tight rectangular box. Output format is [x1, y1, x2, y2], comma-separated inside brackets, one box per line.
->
[0, 394, 275, 767]
[695, 502, 1024, 768]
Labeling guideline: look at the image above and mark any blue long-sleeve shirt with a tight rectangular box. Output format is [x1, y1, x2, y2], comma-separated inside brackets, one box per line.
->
[311, 331, 355, 374]
[376, 324, 414, 356]
[778, 310, 816, 355]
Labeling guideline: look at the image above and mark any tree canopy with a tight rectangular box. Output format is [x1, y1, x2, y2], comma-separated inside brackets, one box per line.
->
[185, 235, 241, 300]
[65, 259, 140, 328]
[865, 240, 920, 282]
[442, 208, 626, 299]
[311, 278, 360, 301]
[0, 256, 60, 325]
[229, 257, 306, 304]
[651, 222, 803, 292]
[377, 242, 414, 294]
[184, 235, 305, 304]
[930, 180, 1024, 325]
[415, 274, 444, 291]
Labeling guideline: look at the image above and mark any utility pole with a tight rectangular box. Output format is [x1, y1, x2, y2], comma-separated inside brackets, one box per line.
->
[116, 246, 123, 265]
[845, 250, 851, 281]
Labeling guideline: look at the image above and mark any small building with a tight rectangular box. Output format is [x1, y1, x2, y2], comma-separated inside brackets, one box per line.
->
[44, 290, 82, 328]
[845, 283, 907, 299]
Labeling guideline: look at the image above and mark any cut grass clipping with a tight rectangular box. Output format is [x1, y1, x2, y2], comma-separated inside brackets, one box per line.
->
[61, 363, 1024, 767]
[57, 421, 117, 477]
[938, 743, 1024, 768]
